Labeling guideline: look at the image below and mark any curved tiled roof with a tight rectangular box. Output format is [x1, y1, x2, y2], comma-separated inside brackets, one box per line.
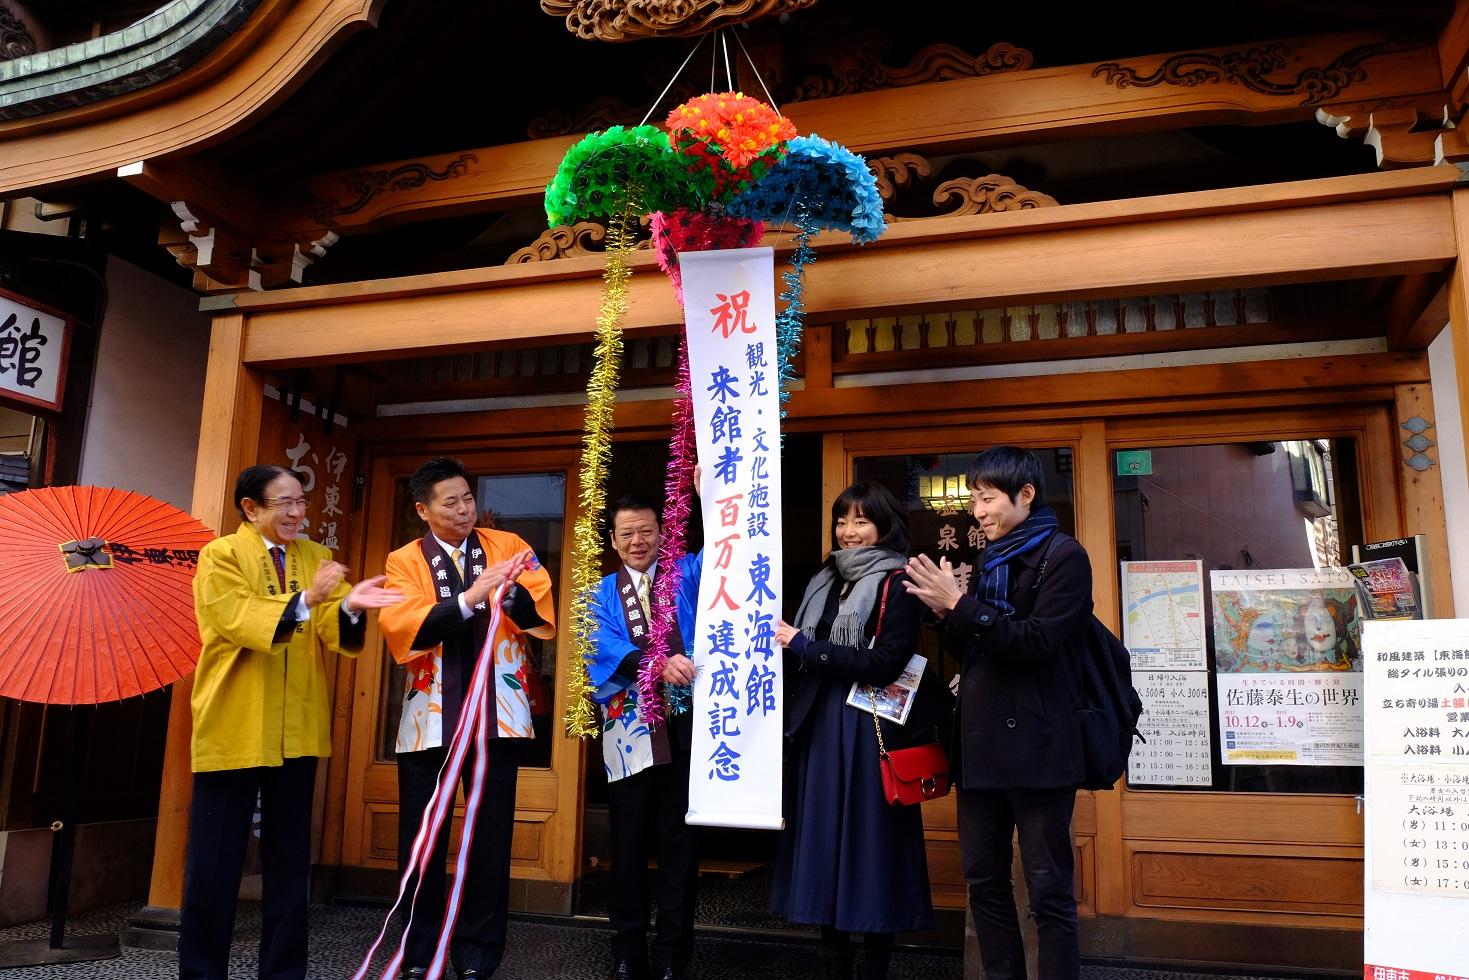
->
[0, 0, 262, 120]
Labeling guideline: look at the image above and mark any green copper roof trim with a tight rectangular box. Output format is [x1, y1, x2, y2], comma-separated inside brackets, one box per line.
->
[0, 0, 262, 121]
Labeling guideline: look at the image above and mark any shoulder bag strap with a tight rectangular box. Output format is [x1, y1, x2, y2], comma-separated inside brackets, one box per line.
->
[1031, 532, 1065, 592]
[872, 568, 901, 639]
[868, 569, 904, 753]
[1029, 533, 1087, 709]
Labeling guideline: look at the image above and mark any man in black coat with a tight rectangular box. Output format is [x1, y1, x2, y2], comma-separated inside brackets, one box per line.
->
[904, 445, 1091, 980]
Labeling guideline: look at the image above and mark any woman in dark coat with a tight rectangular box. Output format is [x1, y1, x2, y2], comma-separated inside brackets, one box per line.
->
[771, 482, 934, 980]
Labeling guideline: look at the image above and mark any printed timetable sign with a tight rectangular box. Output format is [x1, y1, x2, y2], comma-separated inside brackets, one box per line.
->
[1130, 669, 1212, 786]
[0, 287, 71, 412]
[680, 247, 784, 831]
[1363, 619, 1469, 980]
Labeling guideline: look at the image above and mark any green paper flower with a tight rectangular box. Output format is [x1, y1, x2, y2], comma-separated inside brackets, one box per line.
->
[544, 125, 694, 226]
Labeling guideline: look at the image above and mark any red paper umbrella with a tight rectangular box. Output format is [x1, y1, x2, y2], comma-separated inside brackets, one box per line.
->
[0, 486, 216, 704]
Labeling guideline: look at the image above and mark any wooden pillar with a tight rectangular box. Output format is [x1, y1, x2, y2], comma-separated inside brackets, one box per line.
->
[1441, 188, 1469, 613]
[123, 313, 264, 947]
[1075, 420, 1127, 921]
[820, 431, 845, 558]
[804, 325, 833, 391]
[1448, 189, 1469, 458]
[1393, 383, 1457, 616]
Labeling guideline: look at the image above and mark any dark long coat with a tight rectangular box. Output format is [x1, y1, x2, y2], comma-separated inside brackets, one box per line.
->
[941, 531, 1093, 789]
[770, 569, 935, 934]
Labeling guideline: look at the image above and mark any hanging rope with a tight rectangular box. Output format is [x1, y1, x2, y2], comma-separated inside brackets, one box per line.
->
[732, 28, 780, 111]
[640, 35, 708, 127]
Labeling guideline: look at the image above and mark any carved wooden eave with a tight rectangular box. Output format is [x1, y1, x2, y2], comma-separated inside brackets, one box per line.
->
[1316, 101, 1455, 170]
[0, 2, 39, 62]
[119, 156, 337, 293]
[0, 0, 381, 196]
[788, 38, 1033, 102]
[521, 38, 1036, 140]
[281, 30, 1444, 240]
[540, 0, 818, 42]
[507, 222, 608, 263]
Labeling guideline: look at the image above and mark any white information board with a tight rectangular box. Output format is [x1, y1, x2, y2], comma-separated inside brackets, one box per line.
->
[1363, 618, 1469, 980]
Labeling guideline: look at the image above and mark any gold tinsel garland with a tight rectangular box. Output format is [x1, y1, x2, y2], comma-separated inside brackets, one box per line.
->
[563, 213, 635, 738]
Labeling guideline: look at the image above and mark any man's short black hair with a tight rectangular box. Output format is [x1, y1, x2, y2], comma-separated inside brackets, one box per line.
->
[966, 445, 1046, 507]
[830, 482, 909, 555]
[409, 457, 472, 506]
[233, 464, 293, 518]
[607, 494, 662, 534]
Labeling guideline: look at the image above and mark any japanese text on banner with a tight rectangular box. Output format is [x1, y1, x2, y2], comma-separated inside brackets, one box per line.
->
[680, 247, 784, 831]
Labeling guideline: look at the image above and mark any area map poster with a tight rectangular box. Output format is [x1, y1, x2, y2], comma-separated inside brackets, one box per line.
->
[1123, 560, 1207, 670]
[1211, 568, 1364, 766]
[1122, 561, 1211, 785]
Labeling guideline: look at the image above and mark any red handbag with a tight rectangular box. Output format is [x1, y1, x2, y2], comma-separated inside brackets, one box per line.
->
[878, 737, 952, 806]
[866, 572, 952, 807]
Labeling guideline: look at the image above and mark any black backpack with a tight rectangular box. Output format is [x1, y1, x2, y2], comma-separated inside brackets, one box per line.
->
[1035, 536, 1145, 791]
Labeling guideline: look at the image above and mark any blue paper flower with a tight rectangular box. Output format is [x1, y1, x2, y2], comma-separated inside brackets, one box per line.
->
[726, 135, 886, 244]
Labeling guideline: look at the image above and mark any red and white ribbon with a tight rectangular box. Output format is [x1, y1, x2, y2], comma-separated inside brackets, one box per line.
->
[354, 585, 506, 980]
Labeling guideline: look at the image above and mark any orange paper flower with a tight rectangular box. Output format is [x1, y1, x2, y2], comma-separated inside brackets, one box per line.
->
[665, 91, 797, 201]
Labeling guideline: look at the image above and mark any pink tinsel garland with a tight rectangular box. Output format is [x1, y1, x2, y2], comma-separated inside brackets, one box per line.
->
[637, 339, 697, 727]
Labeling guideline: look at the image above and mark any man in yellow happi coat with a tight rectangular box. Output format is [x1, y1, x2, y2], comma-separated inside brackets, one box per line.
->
[183, 464, 402, 980]
[379, 456, 556, 980]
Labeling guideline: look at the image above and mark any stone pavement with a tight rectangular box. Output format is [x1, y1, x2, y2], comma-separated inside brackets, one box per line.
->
[0, 901, 1311, 979]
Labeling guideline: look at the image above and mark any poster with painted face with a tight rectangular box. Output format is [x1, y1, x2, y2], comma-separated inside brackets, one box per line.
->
[1209, 568, 1364, 767]
[1210, 568, 1362, 673]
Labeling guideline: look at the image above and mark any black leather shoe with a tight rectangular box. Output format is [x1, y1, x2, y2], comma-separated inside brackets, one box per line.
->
[459, 971, 483, 980]
[609, 960, 649, 980]
[400, 970, 427, 980]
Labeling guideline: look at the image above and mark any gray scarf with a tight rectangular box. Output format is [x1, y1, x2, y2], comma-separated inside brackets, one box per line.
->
[793, 546, 907, 649]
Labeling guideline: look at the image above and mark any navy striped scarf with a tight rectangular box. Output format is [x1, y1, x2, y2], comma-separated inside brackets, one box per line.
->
[975, 505, 1059, 614]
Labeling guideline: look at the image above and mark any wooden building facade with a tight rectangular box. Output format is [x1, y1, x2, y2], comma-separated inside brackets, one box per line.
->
[6, 0, 1469, 971]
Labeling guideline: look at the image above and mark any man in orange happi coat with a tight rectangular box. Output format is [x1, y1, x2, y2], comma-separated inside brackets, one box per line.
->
[379, 457, 556, 980]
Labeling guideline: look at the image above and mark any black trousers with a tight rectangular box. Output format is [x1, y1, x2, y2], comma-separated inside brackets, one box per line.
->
[179, 756, 317, 980]
[397, 739, 520, 975]
[605, 714, 699, 972]
[958, 785, 1080, 980]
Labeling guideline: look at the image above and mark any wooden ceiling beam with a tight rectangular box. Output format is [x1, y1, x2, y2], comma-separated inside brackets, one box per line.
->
[352, 352, 1426, 445]
[278, 30, 1445, 237]
[1440, 0, 1469, 101]
[118, 158, 261, 235]
[1385, 271, 1451, 350]
[234, 181, 1457, 368]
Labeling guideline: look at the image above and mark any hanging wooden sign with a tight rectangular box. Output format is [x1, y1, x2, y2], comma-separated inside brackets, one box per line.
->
[0, 286, 72, 413]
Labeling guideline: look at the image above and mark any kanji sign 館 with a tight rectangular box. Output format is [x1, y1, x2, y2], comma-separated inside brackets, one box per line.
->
[0, 287, 71, 413]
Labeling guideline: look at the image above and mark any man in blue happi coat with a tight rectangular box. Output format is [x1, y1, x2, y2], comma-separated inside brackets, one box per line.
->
[589, 494, 702, 980]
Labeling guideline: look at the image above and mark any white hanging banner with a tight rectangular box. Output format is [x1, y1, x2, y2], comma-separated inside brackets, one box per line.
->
[680, 246, 784, 831]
